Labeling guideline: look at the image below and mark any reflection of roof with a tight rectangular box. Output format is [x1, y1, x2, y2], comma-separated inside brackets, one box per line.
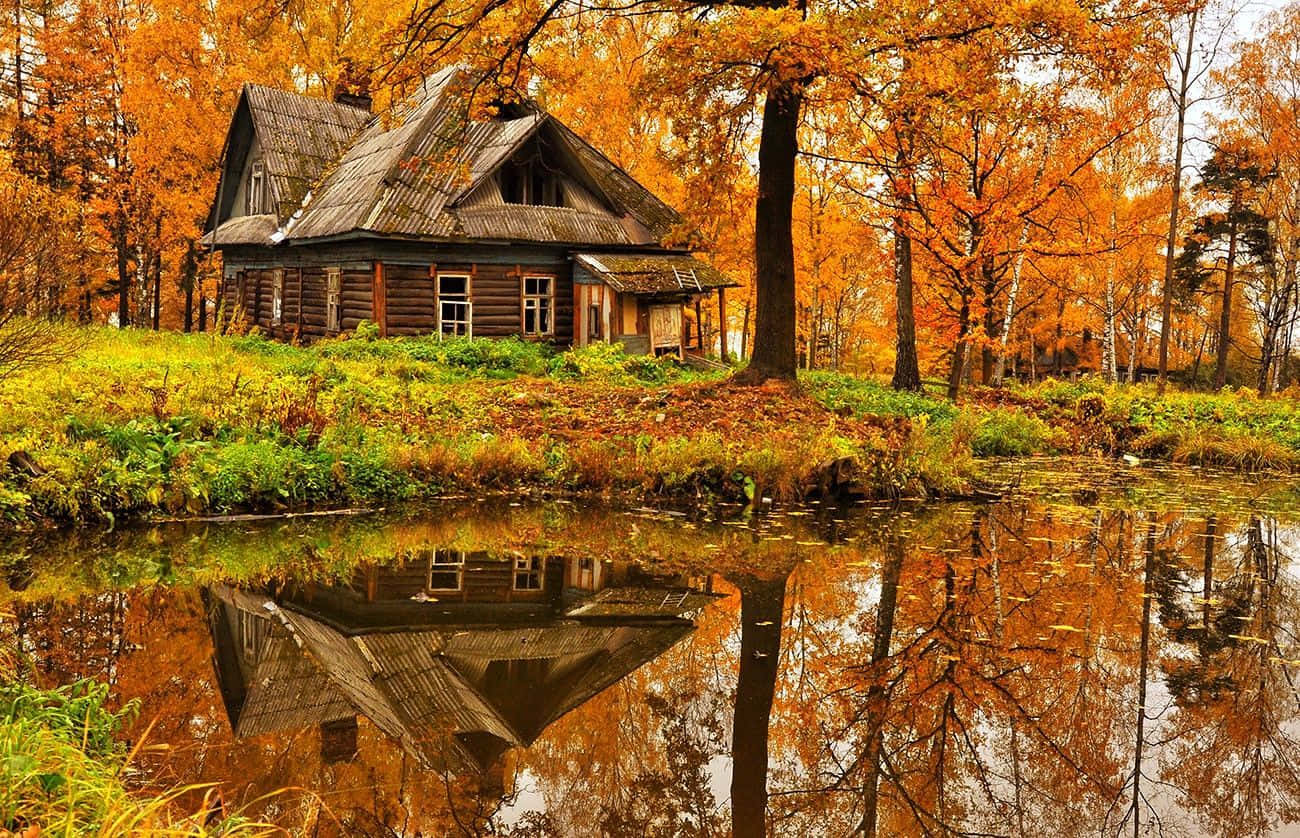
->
[566, 586, 724, 619]
[575, 253, 737, 295]
[206, 580, 706, 773]
[211, 68, 682, 247]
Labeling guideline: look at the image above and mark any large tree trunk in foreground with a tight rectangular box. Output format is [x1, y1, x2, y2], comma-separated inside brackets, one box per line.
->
[1157, 11, 1198, 395]
[731, 574, 786, 837]
[735, 80, 802, 384]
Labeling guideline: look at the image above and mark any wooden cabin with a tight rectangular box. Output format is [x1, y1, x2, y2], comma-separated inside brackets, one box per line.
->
[204, 552, 720, 774]
[202, 68, 736, 357]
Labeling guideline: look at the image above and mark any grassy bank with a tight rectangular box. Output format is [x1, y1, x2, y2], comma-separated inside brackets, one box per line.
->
[1, 324, 1297, 527]
[0, 675, 274, 836]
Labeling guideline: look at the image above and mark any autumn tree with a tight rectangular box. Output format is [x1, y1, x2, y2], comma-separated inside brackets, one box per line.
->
[1175, 144, 1273, 388]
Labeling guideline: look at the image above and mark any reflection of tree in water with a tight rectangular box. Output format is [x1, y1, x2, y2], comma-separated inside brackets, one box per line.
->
[1157, 516, 1300, 837]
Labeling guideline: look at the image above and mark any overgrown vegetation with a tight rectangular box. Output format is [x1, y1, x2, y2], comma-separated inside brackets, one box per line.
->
[0, 676, 275, 835]
[1, 325, 1297, 528]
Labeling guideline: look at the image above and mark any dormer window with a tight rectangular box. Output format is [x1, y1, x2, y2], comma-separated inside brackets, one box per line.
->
[500, 159, 563, 207]
[246, 160, 265, 215]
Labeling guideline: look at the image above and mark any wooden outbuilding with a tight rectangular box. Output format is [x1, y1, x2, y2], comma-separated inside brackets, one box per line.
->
[203, 68, 736, 357]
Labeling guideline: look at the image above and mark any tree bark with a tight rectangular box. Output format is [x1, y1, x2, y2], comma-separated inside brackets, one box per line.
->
[1157, 11, 1199, 394]
[730, 574, 786, 838]
[1213, 207, 1238, 389]
[947, 294, 971, 401]
[114, 219, 130, 328]
[890, 142, 922, 391]
[735, 80, 803, 384]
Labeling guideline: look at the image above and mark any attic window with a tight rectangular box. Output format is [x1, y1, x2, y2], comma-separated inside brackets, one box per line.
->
[500, 160, 563, 207]
[246, 160, 265, 215]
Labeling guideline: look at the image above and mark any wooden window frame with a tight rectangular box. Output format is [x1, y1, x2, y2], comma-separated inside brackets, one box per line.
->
[513, 556, 544, 590]
[238, 609, 259, 658]
[577, 556, 596, 589]
[325, 268, 342, 333]
[247, 159, 265, 215]
[270, 269, 283, 326]
[426, 549, 466, 592]
[520, 274, 556, 337]
[435, 272, 473, 338]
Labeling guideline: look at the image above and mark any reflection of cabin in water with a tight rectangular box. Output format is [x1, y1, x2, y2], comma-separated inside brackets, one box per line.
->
[202, 67, 737, 358]
[204, 551, 719, 774]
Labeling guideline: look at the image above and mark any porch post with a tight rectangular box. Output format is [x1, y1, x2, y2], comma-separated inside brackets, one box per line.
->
[718, 286, 729, 363]
[373, 261, 387, 337]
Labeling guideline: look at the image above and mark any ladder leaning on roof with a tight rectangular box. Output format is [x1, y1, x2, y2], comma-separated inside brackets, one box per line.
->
[672, 265, 703, 292]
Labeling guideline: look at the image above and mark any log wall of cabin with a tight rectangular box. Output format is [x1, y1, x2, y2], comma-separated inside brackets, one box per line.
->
[359, 554, 564, 604]
[216, 243, 577, 343]
[339, 267, 372, 332]
[384, 264, 437, 336]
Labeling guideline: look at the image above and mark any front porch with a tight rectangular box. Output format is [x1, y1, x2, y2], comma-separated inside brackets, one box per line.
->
[573, 252, 737, 359]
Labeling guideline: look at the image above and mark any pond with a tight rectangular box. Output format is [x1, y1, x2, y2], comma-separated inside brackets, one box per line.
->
[3, 463, 1300, 836]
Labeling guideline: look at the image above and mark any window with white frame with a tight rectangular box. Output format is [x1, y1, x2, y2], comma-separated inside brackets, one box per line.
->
[437, 273, 471, 336]
[426, 549, 466, 591]
[270, 269, 283, 325]
[326, 268, 341, 332]
[513, 556, 544, 590]
[522, 276, 553, 336]
[246, 160, 265, 215]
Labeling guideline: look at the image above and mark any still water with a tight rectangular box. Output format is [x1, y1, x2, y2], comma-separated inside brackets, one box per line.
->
[4, 465, 1300, 836]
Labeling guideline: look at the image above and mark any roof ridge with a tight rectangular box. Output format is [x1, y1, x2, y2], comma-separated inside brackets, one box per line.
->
[242, 80, 373, 116]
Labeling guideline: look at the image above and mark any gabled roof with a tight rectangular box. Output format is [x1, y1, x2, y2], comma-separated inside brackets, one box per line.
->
[210, 68, 684, 247]
[244, 85, 372, 218]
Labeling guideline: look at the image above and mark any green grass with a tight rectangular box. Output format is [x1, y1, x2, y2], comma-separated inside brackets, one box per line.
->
[0, 678, 276, 836]
[0, 322, 1297, 527]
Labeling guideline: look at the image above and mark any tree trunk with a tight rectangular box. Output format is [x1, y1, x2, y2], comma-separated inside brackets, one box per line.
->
[856, 535, 904, 836]
[182, 241, 197, 333]
[890, 144, 922, 392]
[1130, 519, 1157, 838]
[1103, 184, 1120, 382]
[114, 220, 130, 328]
[151, 250, 162, 331]
[730, 574, 786, 838]
[947, 294, 971, 401]
[1157, 10, 1199, 395]
[1213, 208, 1238, 389]
[735, 80, 802, 384]
[981, 256, 997, 384]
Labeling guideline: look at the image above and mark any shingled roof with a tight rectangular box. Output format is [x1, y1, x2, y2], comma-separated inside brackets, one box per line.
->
[242, 85, 373, 219]
[210, 68, 685, 247]
[575, 252, 738, 294]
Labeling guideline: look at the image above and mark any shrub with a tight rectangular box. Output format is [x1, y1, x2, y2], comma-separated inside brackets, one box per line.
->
[0, 679, 274, 836]
[969, 408, 1055, 457]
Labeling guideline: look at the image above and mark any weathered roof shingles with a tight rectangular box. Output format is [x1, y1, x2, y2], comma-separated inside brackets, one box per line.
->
[217, 68, 687, 248]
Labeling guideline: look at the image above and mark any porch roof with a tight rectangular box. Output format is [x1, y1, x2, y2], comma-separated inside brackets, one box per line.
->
[574, 252, 738, 295]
